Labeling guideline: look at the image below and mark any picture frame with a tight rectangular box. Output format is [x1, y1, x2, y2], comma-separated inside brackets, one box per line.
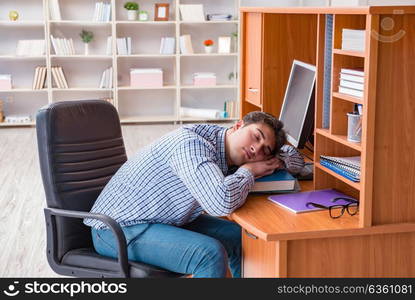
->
[154, 3, 169, 21]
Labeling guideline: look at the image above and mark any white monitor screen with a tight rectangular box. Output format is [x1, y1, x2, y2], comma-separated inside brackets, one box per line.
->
[279, 60, 316, 148]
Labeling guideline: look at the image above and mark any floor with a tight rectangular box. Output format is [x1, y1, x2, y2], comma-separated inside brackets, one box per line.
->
[0, 122, 233, 277]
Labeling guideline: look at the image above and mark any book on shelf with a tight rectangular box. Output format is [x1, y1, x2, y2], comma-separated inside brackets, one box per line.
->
[50, 36, 76, 55]
[51, 66, 68, 89]
[179, 4, 205, 22]
[268, 189, 358, 214]
[0, 74, 12, 90]
[106, 36, 112, 55]
[218, 36, 231, 54]
[206, 14, 232, 21]
[338, 86, 363, 98]
[224, 100, 237, 118]
[179, 35, 194, 54]
[16, 40, 45, 57]
[341, 29, 366, 52]
[49, 0, 62, 21]
[32, 66, 47, 90]
[160, 37, 175, 55]
[320, 155, 361, 171]
[339, 79, 364, 91]
[319, 159, 360, 182]
[341, 68, 364, 77]
[339, 73, 364, 84]
[116, 37, 132, 55]
[99, 67, 113, 88]
[180, 107, 226, 119]
[93, 2, 111, 22]
[251, 170, 296, 193]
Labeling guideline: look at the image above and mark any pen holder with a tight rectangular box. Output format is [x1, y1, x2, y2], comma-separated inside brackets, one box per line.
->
[347, 113, 362, 143]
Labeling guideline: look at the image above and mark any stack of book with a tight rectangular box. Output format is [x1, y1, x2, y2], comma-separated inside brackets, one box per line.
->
[320, 155, 361, 182]
[16, 40, 45, 57]
[92, 2, 111, 22]
[0, 74, 12, 90]
[341, 28, 366, 52]
[180, 107, 226, 119]
[193, 72, 216, 86]
[49, 0, 62, 21]
[338, 68, 364, 98]
[50, 36, 76, 55]
[179, 35, 193, 54]
[99, 67, 113, 88]
[160, 37, 175, 54]
[32, 66, 47, 90]
[206, 14, 232, 21]
[51, 66, 69, 89]
[116, 37, 132, 55]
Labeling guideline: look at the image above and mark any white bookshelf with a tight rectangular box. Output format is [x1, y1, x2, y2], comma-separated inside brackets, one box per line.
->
[0, 0, 240, 127]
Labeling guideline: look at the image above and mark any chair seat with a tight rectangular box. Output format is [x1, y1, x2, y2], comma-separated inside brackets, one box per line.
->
[62, 248, 183, 278]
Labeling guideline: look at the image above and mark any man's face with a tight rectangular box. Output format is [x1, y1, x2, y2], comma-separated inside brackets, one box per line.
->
[227, 122, 276, 166]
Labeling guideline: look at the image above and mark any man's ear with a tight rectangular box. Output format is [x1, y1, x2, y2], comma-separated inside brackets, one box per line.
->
[234, 120, 244, 130]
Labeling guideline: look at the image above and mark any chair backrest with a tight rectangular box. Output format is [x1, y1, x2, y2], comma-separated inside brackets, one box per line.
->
[36, 100, 127, 260]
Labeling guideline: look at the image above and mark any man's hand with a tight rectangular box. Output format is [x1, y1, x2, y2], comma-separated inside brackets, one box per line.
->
[241, 157, 284, 179]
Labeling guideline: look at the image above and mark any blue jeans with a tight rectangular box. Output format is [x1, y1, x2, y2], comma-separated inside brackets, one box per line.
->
[91, 215, 241, 278]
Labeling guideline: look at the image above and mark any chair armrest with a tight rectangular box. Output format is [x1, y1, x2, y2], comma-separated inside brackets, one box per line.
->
[44, 207, 129, 278]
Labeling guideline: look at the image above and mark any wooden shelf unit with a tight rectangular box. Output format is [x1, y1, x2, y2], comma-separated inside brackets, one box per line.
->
[238, 6, 415, 277]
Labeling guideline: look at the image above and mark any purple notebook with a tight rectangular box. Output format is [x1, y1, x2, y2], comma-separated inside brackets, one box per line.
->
[268, 189, 357, 214]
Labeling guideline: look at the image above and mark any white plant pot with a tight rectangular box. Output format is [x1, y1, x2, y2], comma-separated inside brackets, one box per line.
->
[127, 10, 138, 21]
[84, 43, 89, 55]
[204, 46, 213, 53]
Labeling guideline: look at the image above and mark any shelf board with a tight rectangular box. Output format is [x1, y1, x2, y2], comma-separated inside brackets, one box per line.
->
[179, 20, 238, 24]
[315, 162, 361, 191]
[316, 128, 362, 152]
[49, 20, 111, 26]
[0, 89, 47, 93]
[0, 55, 46, 60]
[333, 48, 366, 58]
[0, 21, 44, 26]
[118, 85, 176, 90]
[180, 85, 237, 89]
[116, 21, 175, 25]
[244, 99, 263, 109]
[180, 53, 238, 57]
[52, 88, 113, 92]
[332, 92, 364, 104]
[117, 54, 176, 58]
[50, 55, 112, 59]
[121, 116, 177, 123]
[0, 122, 35, 127]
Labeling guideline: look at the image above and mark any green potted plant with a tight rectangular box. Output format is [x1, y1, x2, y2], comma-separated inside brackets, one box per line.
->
[80, 30, 94, 55]
[124, 2, 139, 21]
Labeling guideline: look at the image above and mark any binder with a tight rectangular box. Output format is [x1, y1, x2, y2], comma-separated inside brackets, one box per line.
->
[320, 160, 360, 182]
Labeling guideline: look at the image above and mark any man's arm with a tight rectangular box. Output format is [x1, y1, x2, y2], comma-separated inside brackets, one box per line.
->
[170, 138, 254, 216]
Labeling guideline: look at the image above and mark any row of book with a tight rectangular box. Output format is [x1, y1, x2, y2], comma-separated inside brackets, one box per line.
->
[320, 155, 361, 182]
[224, 100, 237, 119]
[99, 67, 113, 89]
[32, 67, 47, 90]
[341, 28, 365, 52]
[49, 0, 62, 21]
[16, 40, 45, 57]
[160, 37, 175, 55]
[51, 66, 69, 89]
[92, 2, 111, 22]
[338, 68, 364, 98]
[50, 35, 76, 55]
[116, 37, 132, 55]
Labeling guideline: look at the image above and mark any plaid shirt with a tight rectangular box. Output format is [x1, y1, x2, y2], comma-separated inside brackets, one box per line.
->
[84, 124, 254, 229]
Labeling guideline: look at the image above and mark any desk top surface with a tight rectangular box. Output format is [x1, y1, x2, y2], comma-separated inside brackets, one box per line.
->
[231, 180, 361, 241]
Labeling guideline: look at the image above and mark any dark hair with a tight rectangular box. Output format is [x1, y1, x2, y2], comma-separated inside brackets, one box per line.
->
[242, 111, 287, 154]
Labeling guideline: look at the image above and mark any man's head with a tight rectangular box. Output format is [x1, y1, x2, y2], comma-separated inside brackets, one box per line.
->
[225, 111, 286, 166]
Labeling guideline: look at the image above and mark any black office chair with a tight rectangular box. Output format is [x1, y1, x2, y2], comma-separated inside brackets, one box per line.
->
[36, 100, 183, 278]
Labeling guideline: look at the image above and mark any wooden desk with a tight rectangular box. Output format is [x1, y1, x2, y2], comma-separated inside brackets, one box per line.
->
[231, 180, 415, 277]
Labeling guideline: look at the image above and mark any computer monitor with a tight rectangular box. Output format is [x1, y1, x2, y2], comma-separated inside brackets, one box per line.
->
[279, 59, 316, 149]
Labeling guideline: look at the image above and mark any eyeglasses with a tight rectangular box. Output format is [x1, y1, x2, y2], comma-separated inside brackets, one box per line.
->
[306, 197, 359, 219]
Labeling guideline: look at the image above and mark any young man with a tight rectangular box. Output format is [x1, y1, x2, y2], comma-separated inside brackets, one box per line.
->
[84, 111, 286, 278]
